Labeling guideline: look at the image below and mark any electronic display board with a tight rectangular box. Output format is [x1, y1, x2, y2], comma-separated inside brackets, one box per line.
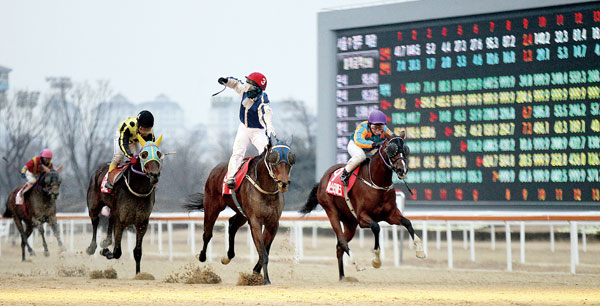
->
[334, 2, 600, 203]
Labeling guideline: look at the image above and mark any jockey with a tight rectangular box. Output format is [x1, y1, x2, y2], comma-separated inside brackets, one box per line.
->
[17, 149, 54, 203]
[218, 72, 275, 190]
[340, 110, 393, 186]
[106, 110, 155, 189]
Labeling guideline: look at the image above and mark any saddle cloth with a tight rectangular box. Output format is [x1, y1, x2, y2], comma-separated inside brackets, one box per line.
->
[101, 165, 128, 194]
[222, 156, 255, 195]
[325, 167, 359, 197]
[14, 186, 30, 218]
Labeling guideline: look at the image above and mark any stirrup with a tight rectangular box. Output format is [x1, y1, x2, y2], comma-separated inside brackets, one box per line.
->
[226, 178, 236, 190]
[340, 170, 350, 186]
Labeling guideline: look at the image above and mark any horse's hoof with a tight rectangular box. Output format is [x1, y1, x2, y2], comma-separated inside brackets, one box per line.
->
[86, 246, 96, 255]
[100, 239, 112, 248]
[263, 279, 271, 285]
[221, 256, 231, 265]
[372, 258, 382, 268]
[198, 252, 206, 262]
[101, 248, 112, 259]
[29, 251, 36, 257]
[371, 249, 381, 268]
[416, 250, 426, 259]
[44, 251, 50, 257]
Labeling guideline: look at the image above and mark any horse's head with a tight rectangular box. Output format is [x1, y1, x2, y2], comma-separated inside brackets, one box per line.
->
[40, 165, 63, 200]
[380, 131, 410, 179]
[137, 134, 163, 185]
[265, 135, 295, 193]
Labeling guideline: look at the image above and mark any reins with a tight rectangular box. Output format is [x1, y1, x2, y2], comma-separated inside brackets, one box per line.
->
[123, 164, 155, 198]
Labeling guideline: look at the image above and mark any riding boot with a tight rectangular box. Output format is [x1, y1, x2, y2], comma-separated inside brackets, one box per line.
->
[340, 169, 351, 186]
[226, 177, 236, 190]
[105, 164, 116, 190]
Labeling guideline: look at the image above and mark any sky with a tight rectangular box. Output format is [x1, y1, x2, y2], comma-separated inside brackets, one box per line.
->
[0, 0, 395, 127]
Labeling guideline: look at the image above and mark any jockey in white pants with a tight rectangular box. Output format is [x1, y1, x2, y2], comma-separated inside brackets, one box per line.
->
[218, 72, 275, 189]
[340, 110, 393, 186]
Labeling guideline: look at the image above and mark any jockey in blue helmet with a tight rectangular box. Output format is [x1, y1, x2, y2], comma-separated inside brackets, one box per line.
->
[340, 110, 393, 186]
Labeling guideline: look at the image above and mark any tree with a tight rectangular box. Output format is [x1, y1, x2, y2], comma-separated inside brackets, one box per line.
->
[44, 78, 115, 198]
[0, 91, 43, 197]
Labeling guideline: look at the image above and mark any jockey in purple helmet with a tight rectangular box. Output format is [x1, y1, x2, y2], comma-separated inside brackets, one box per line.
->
[340, 110, 393, 186]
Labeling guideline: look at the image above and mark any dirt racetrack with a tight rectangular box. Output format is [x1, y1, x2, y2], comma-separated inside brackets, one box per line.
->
[0, 225, 599, 305]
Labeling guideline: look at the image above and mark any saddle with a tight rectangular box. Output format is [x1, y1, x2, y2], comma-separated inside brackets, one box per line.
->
[325, 167, 360, 197]
[222, 156, 256, 195]
[100, 165, 128, 194]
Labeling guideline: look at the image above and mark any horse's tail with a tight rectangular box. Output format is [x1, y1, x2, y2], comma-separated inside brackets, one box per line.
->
[299, 183, 320, 215]
[3, 196, 12, 218]
[183, 193, 205, 211]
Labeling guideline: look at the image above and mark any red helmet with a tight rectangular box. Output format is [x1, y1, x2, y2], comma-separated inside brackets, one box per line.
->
[40, 149, 53, 159]
[246, 72, 267, 90]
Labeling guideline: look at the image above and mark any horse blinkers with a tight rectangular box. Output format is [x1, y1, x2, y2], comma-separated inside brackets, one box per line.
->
[384, 138, 409, 179]
[266, 144, 294, 192]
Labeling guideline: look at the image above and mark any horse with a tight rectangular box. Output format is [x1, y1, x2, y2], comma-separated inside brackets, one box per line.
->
[3, 166, 65, 261]
[299, 131, 425, 280]
[85, 134, 163, 274]
[185, 136, 295, 285]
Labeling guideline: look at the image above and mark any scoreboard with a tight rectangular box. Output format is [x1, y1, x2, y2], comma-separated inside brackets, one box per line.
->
[333, 2, 600, 204]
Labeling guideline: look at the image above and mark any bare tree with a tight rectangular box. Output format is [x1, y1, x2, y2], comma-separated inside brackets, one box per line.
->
[44, 79, 115, 197]
[0, 91, 43, 197]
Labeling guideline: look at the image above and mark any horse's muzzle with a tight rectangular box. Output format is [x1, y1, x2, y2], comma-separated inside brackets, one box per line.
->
[278, 181, 290, 193]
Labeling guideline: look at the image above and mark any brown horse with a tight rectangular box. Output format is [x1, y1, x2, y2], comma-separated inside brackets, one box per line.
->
[85, 135, 163, 274]
[3, 167, 65, 261]
[300, 132, 424, 280]
[186, 137, 294, 285]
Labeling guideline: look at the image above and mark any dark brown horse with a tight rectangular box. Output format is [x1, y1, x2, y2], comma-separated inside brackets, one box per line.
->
[300, 132, 424, 280]
[186, 137, 294, 285]
[86, 135, 163, 274]
[3, 167, 65, 261]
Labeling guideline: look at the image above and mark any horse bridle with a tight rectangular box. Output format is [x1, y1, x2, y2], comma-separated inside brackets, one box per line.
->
[241, 144, 294, 195]
[125, 160, 158, 198]
[354, 137, 413, 194]
[379, 137, 409, 175]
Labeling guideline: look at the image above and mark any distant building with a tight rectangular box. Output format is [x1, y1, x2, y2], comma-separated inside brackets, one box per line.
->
[0, 65, 11, 109]
[206, 95, 312, 146]
[96, 93, 186, 144]
[139, 94, 185, 139]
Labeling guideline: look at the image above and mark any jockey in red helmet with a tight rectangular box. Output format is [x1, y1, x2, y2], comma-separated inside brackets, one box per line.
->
[105, 110, 156, 189]
[340, 110, 393, 186]
[16, 149, 55, 204]
[217, 72, 275, 189]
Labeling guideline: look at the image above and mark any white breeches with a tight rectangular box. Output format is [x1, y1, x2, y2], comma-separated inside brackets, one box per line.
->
[110, 131, 139, 166]
[345, 140, 367, 172]
[227, 123, 268, 179]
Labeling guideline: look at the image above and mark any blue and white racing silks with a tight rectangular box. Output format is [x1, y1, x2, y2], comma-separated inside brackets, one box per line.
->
[225, 77, 274, 135]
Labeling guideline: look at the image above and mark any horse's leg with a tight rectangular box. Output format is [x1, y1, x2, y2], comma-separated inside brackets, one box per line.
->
[336, 221, 359, 280]
[357, 214, 383, 268]
[49, 217, 66, 253]
[13, 218, 28, 261]
[24, 222, 35, 257]
[198, 202, 219, 262]
[222, 213, 247, 264]
[388, 210, 426, 259]
[133, 220, 148, 274]
[100, 215, 114, 248]
[86, 212, 100, 255]
[38, 224, 50, 257]
[248, 220, 268, 284]
[102, 221, 123, 259]
[259, 222, 280, 285]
